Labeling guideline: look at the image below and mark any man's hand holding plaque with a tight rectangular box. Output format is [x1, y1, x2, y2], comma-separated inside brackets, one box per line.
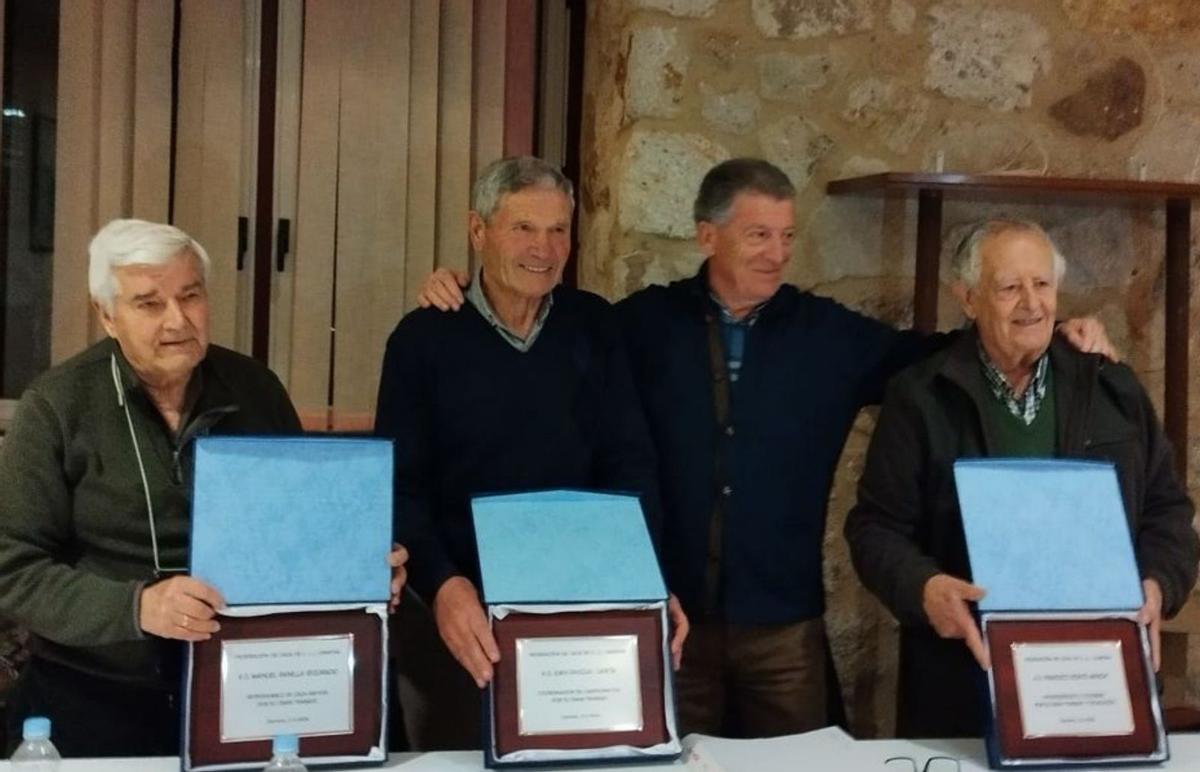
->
[388, 543, 409, 614]
[436, 575, 502, 688]
[141, 576, 226, 642]
[666, 594, 688, 672]
[1136, 577, 1162, 672]
[923, 573, 990, 670]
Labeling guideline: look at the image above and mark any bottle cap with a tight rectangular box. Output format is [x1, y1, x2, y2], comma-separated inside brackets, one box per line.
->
[272, 734, 299, 755]
[22, 717, 51, 740]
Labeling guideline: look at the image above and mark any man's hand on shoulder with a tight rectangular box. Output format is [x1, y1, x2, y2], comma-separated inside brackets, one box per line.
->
[1057, 316, 1120, 363]
[433, 575, 500, 688]
[418, 268, 469, 312]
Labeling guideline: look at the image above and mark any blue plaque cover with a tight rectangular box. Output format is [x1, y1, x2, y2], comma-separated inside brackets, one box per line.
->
[473, 490, 667, 604]
[954, 459, 1144, 612]
[190, 436, 393, 605]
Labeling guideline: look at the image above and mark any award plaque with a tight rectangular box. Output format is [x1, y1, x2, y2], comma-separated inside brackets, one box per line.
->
[187, 610, 384, 769]
[185, 436, 393, 771]
[473, 490, 682, 767]
[986, 617, 1156, 760]
[491, 610, 668, 756]
[955, 459, 1169, 768]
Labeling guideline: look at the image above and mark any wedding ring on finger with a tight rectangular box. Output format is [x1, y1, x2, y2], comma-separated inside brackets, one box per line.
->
[180, 613, 190, 630]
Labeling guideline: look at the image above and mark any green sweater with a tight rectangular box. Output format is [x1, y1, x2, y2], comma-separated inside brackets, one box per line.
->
[0, 338, 300, 687]
[977, 366, 1057, 457]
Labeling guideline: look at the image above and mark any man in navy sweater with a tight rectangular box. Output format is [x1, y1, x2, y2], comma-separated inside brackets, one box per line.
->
[374, 156, 687, 751]
[417, 158, 1112, 738]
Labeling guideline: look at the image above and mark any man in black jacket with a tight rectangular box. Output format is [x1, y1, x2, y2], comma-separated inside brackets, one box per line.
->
[845, 219, 1198, 737]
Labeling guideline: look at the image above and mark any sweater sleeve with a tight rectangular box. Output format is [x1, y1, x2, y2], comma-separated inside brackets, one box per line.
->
[843, 381, 943, 627]
[0, 391, 143, 646]
[374, 324, 461, 603]
[1129, 381, 1199, 617]
[590, 321, 665, 551]
[852, 315, 954, 407]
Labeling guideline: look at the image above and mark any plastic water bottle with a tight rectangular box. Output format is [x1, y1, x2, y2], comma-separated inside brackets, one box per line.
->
[264, 734, 307, 771]
[11, 716, 61, 770]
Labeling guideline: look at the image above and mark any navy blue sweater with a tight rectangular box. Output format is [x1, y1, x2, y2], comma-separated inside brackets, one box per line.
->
[375, 286, 662, 603]
[617, 264, 937, 624]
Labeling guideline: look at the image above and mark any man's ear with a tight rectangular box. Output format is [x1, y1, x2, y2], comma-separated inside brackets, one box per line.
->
[94, 300, 119, 338]
[952, 281, 977, 321]
[695, 221, 718, 258]
[467, 211, 487, 253]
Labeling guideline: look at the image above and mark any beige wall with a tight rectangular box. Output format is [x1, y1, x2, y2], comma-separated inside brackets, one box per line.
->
[48, 1, 507, 427]
[578, 0, 1200, 736]
[53, 0, 175, 362]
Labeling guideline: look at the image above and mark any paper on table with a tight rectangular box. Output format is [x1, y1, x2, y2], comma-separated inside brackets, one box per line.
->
[684, 726, 856, 772]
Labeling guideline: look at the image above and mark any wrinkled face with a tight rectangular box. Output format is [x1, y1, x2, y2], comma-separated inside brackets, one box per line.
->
[699, 192, 795, 313]
[960, 229, 1058, 369]
[469, 186, 572, 304]
[99, 251, 210, 388]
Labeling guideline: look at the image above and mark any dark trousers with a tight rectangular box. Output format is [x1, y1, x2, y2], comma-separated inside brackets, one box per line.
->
[675, 618, 830, 738]
[392, 594, 483, 751]
[896, 628, 988, 738]
[6, 657, 179, 757]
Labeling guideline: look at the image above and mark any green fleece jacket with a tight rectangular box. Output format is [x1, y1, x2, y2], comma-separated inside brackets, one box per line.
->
[0, 338, 300, 688]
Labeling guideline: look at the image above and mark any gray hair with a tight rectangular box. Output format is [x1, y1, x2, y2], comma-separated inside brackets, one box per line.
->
[693, 158, 796, 225]
[951, 219, 1067, 288]
[88, 219, 211, 313]
[471, 156, 575, 222]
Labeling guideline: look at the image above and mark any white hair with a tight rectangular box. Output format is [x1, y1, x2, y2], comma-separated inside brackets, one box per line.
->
[471, 156, 574, 222]
[951, 219, 1067, 288]
[88, 219, 210, 313]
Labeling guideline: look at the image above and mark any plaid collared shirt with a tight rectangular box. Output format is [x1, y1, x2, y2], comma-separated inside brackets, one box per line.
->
[466, 267, 553, 352]
[978, 341, 1050, 425]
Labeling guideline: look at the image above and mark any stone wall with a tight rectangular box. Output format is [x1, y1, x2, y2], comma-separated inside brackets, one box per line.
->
[578, 0, 1200, 738]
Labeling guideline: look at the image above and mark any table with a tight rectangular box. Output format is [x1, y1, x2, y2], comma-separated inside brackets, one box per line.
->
[7, 729, 1199, 770]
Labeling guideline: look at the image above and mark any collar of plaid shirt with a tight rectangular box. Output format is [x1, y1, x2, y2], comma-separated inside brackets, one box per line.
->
[977, 340, 1050, 426]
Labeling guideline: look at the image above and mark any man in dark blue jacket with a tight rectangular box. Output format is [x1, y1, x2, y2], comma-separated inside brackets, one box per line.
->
[615, 159, 939, 737]
[417, 158, 1112, 739]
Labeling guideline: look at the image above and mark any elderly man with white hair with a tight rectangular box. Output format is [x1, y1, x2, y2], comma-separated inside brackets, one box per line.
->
[845, 218, 1198, 739]
[0, 219, 408, 757]
[375, 157, 686, 751]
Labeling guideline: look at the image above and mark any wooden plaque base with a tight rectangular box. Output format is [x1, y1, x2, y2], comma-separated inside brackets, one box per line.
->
[187, 609, 383, 768]
[987, 617, 1157, 761]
